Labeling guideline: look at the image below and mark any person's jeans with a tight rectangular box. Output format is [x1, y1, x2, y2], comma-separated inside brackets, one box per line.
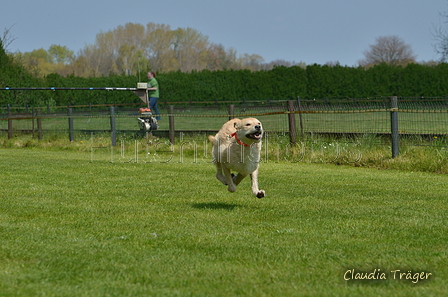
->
[149, 97, 161, 120]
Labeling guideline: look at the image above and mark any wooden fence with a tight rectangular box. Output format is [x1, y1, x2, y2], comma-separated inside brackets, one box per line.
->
[1, 98, 414, 158]
[4, 96, 448, 158]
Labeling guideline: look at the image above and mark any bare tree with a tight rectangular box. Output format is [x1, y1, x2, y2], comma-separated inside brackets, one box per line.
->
[145, 23, 177, 72]
[72, 22, 275, 74]
[60, 21, 296, 75]
[358, 35, 417, 67]
[432, 8, 448, 63]
[238, 53, 265, 71]
[78, 44, 104, 77]
[2, 25, 17, 52]
[114, 23, 146, 74]
[173, 27, 209, 72]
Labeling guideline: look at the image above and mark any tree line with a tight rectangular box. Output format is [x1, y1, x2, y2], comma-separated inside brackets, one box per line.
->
[2, 40, 448, 108]
[7, 22, 304, 78]
[5, 19, 448, 78]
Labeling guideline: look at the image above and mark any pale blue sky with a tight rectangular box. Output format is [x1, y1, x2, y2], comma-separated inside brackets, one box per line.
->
[2, 0, 447, 66]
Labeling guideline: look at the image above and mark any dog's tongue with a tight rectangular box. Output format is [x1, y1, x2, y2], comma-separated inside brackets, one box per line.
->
[248, 132, 261, 139]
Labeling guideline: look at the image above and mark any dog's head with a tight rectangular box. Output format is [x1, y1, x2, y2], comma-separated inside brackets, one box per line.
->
[234, 117, 263, 144]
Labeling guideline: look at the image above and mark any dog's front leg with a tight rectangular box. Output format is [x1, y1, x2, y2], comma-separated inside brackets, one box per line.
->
[250, 169, 265, 198]
[214, 162, 228, 185]
[222, 166, 237, 192]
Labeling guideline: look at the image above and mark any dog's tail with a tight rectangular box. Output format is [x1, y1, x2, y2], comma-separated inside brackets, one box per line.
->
[208, 135, 215, 144]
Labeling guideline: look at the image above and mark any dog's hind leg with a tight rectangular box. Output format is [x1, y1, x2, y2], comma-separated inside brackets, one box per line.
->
[232, 173, 247, 186]
[250, 169, 265, 198]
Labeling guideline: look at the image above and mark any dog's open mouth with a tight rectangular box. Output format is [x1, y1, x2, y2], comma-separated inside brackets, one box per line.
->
[246, 132, 262, 140]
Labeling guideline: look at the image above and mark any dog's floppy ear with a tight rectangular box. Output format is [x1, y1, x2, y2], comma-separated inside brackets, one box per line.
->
[234, 119, 241, 130]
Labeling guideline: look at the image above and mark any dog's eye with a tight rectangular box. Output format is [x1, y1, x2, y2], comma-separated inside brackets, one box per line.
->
[246, 123, 251, 126]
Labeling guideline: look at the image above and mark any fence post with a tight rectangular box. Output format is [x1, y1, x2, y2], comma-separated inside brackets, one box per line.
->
[37, 109, 43, 140]
[229, 104, 235, 120]
[287, 100, 297, 144]
[68, 107, 74, 142]
[7, 106, 12, 139]
[110, 106, 116, 147]
[297, 96, 304, 139]
[169, 105, 175, 145]
[390, 96, 399, 158]
[31, 108, 35, 138]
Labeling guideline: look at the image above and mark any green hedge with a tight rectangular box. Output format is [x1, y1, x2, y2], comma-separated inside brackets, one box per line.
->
[2, 41, 448, 108]
[155, 63, 448, 102]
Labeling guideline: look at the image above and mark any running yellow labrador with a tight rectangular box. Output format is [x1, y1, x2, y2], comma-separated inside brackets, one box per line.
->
[208, 117, 265, 198]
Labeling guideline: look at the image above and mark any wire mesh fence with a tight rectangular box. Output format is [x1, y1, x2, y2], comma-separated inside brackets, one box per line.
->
[2, 97, 448, 153]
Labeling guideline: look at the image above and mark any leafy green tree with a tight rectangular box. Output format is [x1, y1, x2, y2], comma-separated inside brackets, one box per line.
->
[0, 39, 41, 105]
[0, 40, 8, 68]
[48, 44, 74, 64]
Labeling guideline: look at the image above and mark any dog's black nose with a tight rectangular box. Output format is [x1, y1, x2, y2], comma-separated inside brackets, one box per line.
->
[255, 125, 261, 130]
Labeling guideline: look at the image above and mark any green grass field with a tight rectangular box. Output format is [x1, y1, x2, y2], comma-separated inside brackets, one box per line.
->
[0, 148, 446, 296]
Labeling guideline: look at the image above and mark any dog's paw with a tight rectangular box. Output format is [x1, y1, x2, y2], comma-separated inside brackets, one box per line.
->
[227, 184, 237, 193]
[256, 190, 265, 199]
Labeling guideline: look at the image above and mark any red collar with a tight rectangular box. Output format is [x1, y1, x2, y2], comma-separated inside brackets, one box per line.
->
[231, 132, 250, 147]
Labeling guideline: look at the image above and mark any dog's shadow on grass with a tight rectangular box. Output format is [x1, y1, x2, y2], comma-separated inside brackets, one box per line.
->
[191, 202, 240, 211]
